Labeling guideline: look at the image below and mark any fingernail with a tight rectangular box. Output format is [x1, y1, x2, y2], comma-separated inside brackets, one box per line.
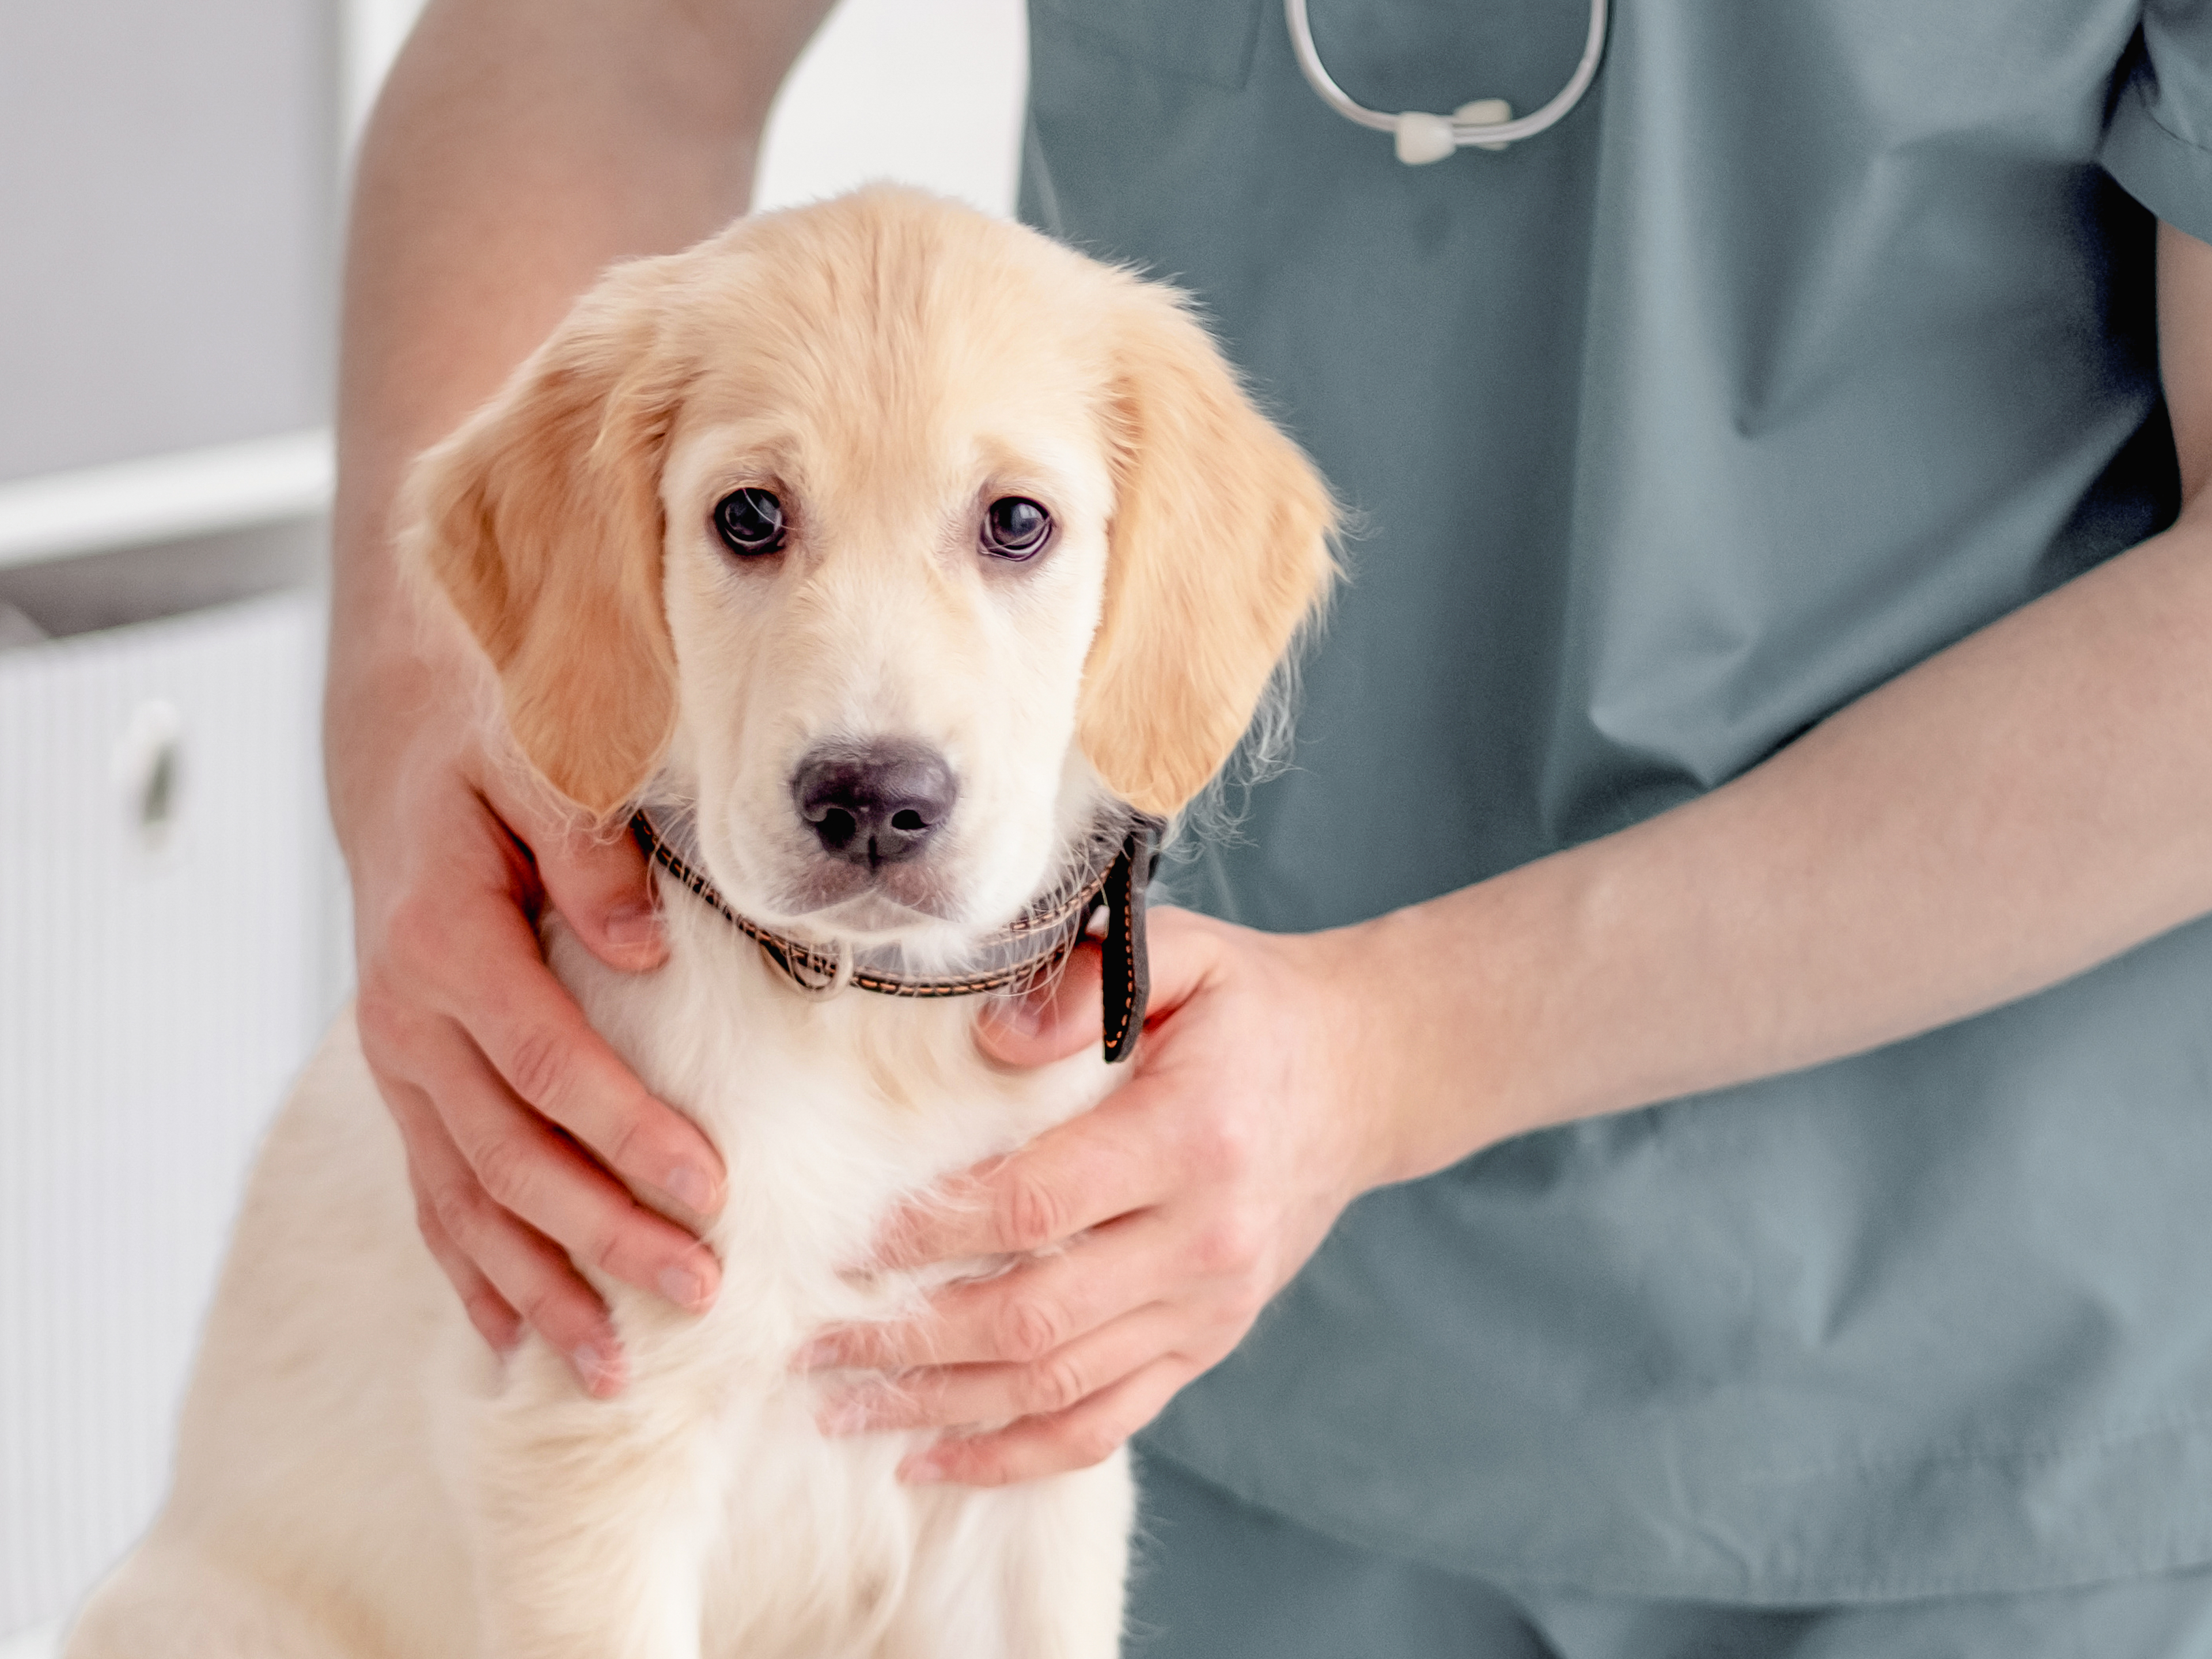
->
[573, 1342, 622, 1395]
[665, 1163, 715, 1214]
[899, 1450, 949, 1484]
[658, 1265, 707, 1310]
[605, 903, 663, 950]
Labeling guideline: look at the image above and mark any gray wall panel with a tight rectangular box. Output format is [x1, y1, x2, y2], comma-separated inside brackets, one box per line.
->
[0, 1, 336, 482]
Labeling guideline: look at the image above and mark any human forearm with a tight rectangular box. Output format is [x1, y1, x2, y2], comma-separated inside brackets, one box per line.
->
[329, 0, 824, 789]
[1354, 512, 2212, 1184]
[324, 0, 833, 1380]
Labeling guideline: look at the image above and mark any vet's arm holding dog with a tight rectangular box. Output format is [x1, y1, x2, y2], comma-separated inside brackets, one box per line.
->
[328, 0, 835, 1392]
[813, 223, 2212, 1487]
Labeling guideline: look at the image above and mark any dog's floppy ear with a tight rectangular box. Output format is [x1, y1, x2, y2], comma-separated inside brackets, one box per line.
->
[1081, 284, 1338, 817]
[404, 257, 691, 818]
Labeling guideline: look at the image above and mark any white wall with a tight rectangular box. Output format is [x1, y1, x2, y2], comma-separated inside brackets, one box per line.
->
[755, 0, 1027, 218]
[0, 0, 334, 484]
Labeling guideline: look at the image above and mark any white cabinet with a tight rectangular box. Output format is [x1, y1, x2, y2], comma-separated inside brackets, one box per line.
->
[0, 587, 340, 1637]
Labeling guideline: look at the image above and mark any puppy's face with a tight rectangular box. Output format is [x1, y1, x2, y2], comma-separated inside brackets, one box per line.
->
[407, 189, 1335, 954]
[654, 293, 1118, 951]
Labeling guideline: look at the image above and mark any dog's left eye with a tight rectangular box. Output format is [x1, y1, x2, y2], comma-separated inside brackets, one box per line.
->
[713, 488, 787, 557]
[980, 497, 1052, 561]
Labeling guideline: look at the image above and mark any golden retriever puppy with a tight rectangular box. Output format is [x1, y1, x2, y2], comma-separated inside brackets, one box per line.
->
[65, 187, 1334, 1659]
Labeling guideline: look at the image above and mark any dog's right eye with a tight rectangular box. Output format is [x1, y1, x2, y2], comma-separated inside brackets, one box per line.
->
[713, 488, 787, 557]
[981, 496, 1052, 561]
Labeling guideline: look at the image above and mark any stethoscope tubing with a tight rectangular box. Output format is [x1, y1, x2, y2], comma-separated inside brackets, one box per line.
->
[1285, 0, 1610, 150]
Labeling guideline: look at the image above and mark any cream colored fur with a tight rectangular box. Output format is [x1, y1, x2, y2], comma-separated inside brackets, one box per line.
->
[65, 189, 1334, 1659]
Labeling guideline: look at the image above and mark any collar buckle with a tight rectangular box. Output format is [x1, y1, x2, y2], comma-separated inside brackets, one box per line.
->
[777, 938, 852, 998]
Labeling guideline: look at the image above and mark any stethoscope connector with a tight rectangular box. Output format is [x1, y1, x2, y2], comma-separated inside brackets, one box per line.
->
[1285, 0, 1609, 162]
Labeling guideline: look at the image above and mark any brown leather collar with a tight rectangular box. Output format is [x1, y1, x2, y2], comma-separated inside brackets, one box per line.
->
[629, 809, 1162, 1063]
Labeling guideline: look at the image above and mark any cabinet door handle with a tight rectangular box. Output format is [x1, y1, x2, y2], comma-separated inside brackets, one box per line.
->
[113, 698, 185, 850]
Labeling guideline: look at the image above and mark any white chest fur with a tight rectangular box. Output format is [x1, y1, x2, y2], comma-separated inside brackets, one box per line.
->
[560, 872, 1118, 1370]
[63, 884, 1133, 1659]
[454, 885, 1137, 1659]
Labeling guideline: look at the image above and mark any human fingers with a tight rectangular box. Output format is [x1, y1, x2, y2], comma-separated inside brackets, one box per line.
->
[899, 1358, 1196, 1487]
[353, 736, 725, 1377]
[356, 925, 717, 1327]
[380, 1064, 627, 1395]
[813, 1145, 1278, 1430]
[445, 889, 726, 1225]
[485, 769, 667, 974]
[408, 1164, 524, 1354]
[818, 1298, 1214, 1437]
[868, 1078, 1179, 1274]
[974, 944, 1103, 1067]
[874, 921, 1220, 1270]
[819, 910, 1376, 1479]
[810, 1211, 1176, 1374]
[419, 1009, 722, 1310]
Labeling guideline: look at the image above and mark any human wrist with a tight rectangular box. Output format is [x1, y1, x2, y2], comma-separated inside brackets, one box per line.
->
[323, 554, 479, 866]
[1309, 863, 1592, 1192]
[1286, 907, 1491, 1195]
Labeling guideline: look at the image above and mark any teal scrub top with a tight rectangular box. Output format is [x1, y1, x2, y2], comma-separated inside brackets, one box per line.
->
[1022, 0, 2212, 1605]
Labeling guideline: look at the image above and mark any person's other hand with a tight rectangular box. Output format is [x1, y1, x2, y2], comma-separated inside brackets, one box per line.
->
[804, 907, 1400, 1484]
[342, 683, 726, 1397]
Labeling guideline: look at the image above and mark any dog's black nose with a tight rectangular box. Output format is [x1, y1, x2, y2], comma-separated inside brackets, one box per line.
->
[793, 743, 958, 866]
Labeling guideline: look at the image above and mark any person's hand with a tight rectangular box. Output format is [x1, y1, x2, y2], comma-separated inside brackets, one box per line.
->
[804, 907, 1407, 1485]
[336, 654, 727, 1397]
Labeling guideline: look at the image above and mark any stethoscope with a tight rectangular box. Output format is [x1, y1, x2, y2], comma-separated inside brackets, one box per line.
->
[1285, 0, 1609, 164]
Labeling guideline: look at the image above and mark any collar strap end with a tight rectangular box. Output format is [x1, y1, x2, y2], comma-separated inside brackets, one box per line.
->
[1100, 817, 1163, 1063]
